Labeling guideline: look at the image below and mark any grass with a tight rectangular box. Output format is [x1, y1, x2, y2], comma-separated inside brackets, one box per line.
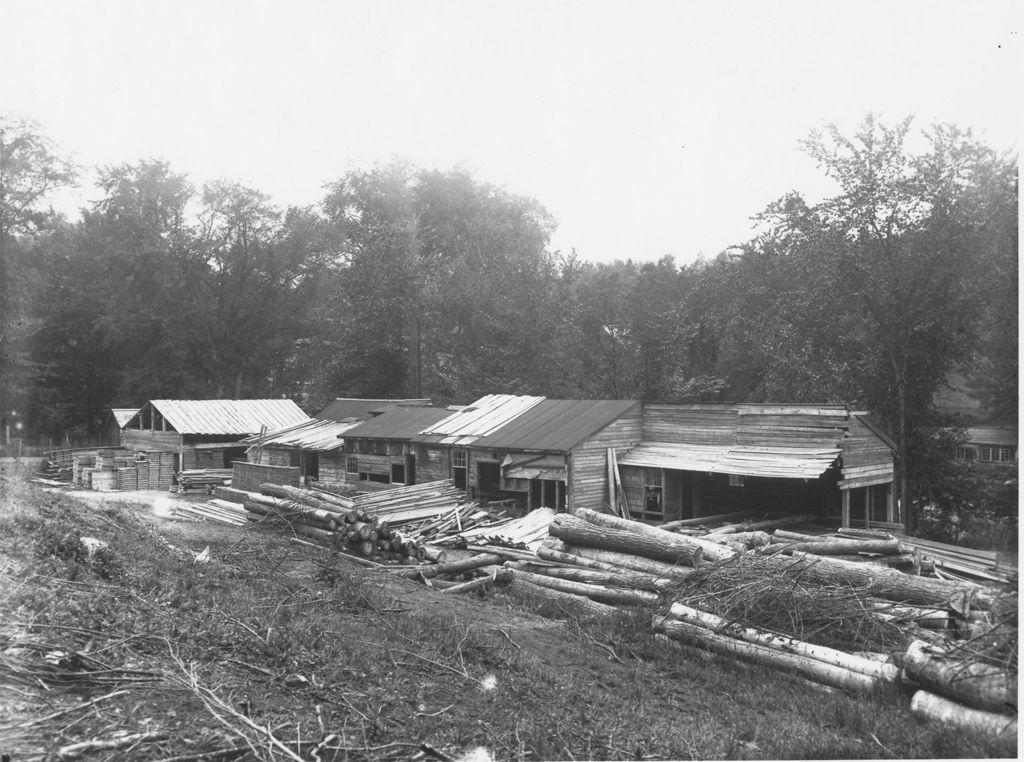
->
[0, 476, 1016, 760]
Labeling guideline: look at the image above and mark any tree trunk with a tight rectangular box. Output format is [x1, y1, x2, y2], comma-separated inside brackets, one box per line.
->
[706, 514, 817, 535]
[768, 552, 995, 610]
[540, 538, 698, 580]
[903, 640, 1017, 714]
[667, 602, 900, 681]
[910, 690, 1017, 737]
[574, 507, 733, 562]
[763, 538, 903, 557]
[401, 553, 503, 580]
[505, 567, 660, 605]
[505, 560, 672, 592]
[512, 578, 619, 616]
[550, 514, 704, 566]
[652, 616, 880, 693]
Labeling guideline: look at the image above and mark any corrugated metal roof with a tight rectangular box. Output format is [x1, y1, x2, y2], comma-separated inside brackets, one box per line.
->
[417, 395, 546, 445]
[341, 406, 456, 439]
[471, 399, 640, 452]
[137, 399, 310, 436]
[316, 398, 432, 423]
[111, 408, 138, 427]
[243, 418, 362, 450]
[618, 441, 841, 480]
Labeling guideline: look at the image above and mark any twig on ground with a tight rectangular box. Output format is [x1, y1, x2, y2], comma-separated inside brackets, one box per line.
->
[18, 688, 128, 728]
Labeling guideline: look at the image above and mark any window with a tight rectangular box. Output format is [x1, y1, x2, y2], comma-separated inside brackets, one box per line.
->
[391, 462, 406, 484]
[452, 449, 468, 489]
[955, 446, 976, 461]
[346, 456, 358, 474]
[979, 446, 1015, 463]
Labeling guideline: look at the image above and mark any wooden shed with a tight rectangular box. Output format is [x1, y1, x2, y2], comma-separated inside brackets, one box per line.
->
[411, 395, 642, 511]
[616, 403, 896, 529]
[100, 408, 138, 446]
[244, 398, 437, 487]
[122, 399, 310, 475]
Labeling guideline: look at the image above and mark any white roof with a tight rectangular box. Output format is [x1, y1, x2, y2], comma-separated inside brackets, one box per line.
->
[418, 394, 546, 445]
[618, 441, 841, 480]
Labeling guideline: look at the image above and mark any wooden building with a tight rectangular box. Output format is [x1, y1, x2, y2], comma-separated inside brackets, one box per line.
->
[616, 403, 896, 529]
[122, 399, 309, 474]
[245, 398, 436, 487]
[100, 408, 138, 446]
[410, 395, 642, 511]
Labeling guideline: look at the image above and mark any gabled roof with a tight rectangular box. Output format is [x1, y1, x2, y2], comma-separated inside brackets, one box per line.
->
[110, 408, 138, 428]
[316, 398, 432, 422]
[128, 399, 309, 436]
[416, 395, 546, 445]
[618, 442, 842, 480]
[966, 426, 1018, 448]
[243, 418, 362, 451]
[341, 405, 456, 440]
[471, 399, 640, 452]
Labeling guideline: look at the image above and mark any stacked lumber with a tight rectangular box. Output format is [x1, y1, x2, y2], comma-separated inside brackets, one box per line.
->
[176, 469, 233, 492]
[898, 536, 1014, 584]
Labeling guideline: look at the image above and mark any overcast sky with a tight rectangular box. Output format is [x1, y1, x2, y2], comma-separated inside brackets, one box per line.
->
[4, 0, 1020, 264]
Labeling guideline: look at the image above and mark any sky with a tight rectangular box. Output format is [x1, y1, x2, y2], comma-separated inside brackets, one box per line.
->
[3, 0, 1020, 264]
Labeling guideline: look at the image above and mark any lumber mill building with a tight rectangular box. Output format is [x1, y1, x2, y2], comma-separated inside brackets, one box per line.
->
[121, 399, 310, 474]
[242, 398, 441, 487]
[616, 403, 897, 529]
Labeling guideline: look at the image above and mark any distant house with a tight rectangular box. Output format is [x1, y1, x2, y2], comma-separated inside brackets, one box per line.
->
[122, 399, 310, 473]
[245, 398, 435, 486]
[101, 408, 138, 447]
[617, 404, 896, 529]
[410, 395, 643, 511]
[954, 425, 1018, 467]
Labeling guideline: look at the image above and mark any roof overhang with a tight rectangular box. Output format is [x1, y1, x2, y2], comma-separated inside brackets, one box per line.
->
[618, 442, 841, 480]
[501, 454, 566, 481]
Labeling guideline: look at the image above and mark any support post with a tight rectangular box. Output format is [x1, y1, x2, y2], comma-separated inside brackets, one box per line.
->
[841, 488, 850, 528]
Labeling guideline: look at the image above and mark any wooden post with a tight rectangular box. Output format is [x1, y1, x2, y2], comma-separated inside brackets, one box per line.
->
[865, 486, 872, 529]
[886, 484, 895, 524]
[841, 488, 850, 528]
[607, 449, 616, 514]
[555, 479, 562, 510]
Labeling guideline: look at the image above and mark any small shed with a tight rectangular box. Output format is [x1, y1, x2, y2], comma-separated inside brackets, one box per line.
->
[101, 408, 138, 446]
[245, 399, 437, 486]
[616, 403, 896, 529]
[122, 399, 310, 474]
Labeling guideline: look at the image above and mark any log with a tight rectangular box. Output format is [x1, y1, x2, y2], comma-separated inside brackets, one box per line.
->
[703, 531, 771, 548]
[260, 484, 348, 517]
[505, 567, 661, 605]
[763, 538, 903, 557]
[659, 510, 757, 530]
[511, 579, 619, 616]
[666, 602, 899, 682]
[505, 560, 672, 592]
[574, 507, 732, 562]
[706, 514, 817, 535]
[767, 552, 996, 610]
[772, 529, 829, 543]
[869, 603, 954, 630]
[442, 568, 514, 595]
[401, 553, 504, 580]
[903, 640, 1017, 714]
[652, 616, 880, 693]
[910, 690, 1017, 736]
[540, 539, 697, 580]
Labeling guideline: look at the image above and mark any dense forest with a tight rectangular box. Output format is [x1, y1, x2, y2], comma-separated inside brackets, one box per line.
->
[0, 114, 1017, 532]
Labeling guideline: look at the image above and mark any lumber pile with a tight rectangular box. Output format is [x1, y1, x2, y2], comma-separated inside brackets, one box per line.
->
[176, 469, 233, 492]
[172, 499, 248, 525]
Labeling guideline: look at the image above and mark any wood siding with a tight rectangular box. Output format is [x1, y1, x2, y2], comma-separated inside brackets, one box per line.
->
[122, 430, 182, 451]
[568, 403, 643, 511]
[641, 404, 737, 445]
[318, 453, 347, 485]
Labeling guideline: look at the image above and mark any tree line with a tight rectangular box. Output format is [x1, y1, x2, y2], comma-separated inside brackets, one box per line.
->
[1, 113, 1017, 531]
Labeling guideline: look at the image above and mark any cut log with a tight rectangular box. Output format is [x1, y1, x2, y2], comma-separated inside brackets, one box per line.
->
[540, 539, 697, 580]
[766, 552, 996, 610]
[772, 529, 829, 543]
[574, 507, 732, 562]
[704, 531, 771, 549]
[550, 514, 702, 566]
[910, 690, 1017, 736]
[401, 553, 504, 580]
[260, 484, 349, 515]
[706, 514, 817, 535]
[659, 510, 757, 530]
[666, 602, 900, 682]
[763, 538, 904, 557]
[903, 640, 1017, 714]
[504, 560, 672, 592]
[510, 579, 618, 616]
[652, 616, 880, 693]
[504, 567, 661, 605]
[442, 568, 514, 595]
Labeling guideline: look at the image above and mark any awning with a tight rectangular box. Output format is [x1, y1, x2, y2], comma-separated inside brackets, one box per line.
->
[501, 454, 566, 482]
[618, 442, 841, 480]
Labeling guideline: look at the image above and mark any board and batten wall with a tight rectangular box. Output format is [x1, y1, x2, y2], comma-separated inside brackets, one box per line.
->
[568, 402, 643, 512]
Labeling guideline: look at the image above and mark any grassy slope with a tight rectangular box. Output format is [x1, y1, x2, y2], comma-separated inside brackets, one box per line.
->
[0, 478, 1015, 761]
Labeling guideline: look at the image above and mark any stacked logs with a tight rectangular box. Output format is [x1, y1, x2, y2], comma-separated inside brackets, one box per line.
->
[242, 484, 427, 563]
